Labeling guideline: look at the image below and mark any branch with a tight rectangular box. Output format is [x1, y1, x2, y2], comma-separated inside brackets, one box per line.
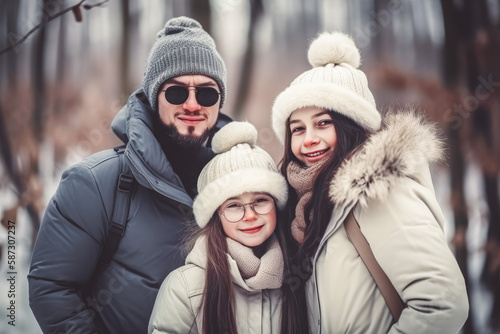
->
[83, 0, 110, 10]
[0, 0, 109, 57]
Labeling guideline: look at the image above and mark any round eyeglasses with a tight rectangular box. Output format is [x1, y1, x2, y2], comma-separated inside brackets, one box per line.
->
[162, 85, 220, 107]
[219, 195, 275, 223]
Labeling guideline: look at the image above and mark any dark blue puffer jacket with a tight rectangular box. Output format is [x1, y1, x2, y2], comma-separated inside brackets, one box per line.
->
[28, 90, 231, 334]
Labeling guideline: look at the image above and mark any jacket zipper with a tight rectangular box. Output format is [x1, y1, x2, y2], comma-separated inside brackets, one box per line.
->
[311, 204, 354, 333]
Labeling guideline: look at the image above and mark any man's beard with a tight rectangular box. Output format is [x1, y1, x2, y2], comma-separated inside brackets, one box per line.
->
[157, 122, 214, 149]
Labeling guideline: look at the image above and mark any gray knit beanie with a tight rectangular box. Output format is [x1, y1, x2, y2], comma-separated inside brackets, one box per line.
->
[193, 122, 288, 228]
[142, 16, 227, 111]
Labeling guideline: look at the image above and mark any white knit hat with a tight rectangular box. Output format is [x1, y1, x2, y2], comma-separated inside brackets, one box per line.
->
[272, 31, 381, 144]
[193, 122, 288, 228]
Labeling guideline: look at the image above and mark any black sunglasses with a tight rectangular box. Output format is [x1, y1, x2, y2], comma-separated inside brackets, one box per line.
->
[162, 85, 220, 107]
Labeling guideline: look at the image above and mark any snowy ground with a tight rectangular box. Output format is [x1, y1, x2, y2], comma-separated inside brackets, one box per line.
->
[0, 146, 496, 333]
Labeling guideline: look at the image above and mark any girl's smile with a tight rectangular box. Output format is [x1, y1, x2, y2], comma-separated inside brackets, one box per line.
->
[289, 107, 338, 167]
[239, 225, 265, 234]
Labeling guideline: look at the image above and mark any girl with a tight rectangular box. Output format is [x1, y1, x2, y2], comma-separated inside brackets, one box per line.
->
[148, 122, 302, 333]
[271, 32, 469, 333]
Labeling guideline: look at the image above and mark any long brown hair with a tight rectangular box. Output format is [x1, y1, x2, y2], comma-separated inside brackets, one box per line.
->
[188, 200, 302, 333]
[279, 110, 369, 330]
[201, 214, 238, 334]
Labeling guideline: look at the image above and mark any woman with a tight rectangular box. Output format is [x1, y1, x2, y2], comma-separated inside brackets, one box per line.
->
[148, 121, 304, 333]
[271, 31, 469, 333]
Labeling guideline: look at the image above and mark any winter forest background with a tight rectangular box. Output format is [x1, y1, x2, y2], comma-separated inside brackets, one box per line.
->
[0, 0, 499, 333]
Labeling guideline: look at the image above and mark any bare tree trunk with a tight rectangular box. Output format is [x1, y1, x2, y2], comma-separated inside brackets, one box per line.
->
[300, 0, 320, 39]
[480, 161, 500, 330]
[440, 0, 475, 333]
[232, 0, 263, 119]
[5, 0, 21, 89]
[170, 0, 188, 21]
[373, 0, 390, 61]
[0, 0, 5, 40]
[79, 4, 91, 81]
[189, 0, 211, 35]
[440, 0, 462, 86]
[469, 4, 500, 326]
[32, 0, 48, 143]
[120, 0, 131, 99]
[0, 104, 23, 205]
[0, 0, 6, 86]
[53, 2, 67, 116]
[482, 172, 500, 270]
[462, 0, 500, 330]
[491, 279, 500, 330]
[0, 102, 41, 247]
[27, 0, 50, 244]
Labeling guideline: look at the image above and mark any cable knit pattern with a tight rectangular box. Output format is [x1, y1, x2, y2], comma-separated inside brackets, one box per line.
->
[226, 235, 284, 290]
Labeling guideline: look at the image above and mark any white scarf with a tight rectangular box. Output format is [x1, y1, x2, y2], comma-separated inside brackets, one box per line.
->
[226, 235, 284, 290]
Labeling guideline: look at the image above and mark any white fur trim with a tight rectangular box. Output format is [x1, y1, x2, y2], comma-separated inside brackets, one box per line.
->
[272, 82, 381, 144]
[193, 168, 288, 228]
[212, 121, 257, 154]
[308, 32, 361, 68]
[329, 109, 444, 207]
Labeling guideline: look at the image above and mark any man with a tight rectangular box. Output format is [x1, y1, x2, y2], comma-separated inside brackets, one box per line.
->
[28, 16, 230, 333]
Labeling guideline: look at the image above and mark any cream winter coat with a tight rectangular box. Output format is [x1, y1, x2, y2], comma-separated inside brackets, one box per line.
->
[305, 111, 469, 334]
[148, 236, 282, 334]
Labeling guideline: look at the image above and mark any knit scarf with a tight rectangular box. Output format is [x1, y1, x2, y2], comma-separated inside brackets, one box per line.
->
[226, 235, 284, 290]
[286, 160, 326, 244]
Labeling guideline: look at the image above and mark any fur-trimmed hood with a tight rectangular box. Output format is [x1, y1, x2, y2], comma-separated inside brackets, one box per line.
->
[329, 108, 445, 208]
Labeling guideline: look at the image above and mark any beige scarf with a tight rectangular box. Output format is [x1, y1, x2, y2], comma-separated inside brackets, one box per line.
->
[226, 235, 284, 290]
[286, 160, 326, 244]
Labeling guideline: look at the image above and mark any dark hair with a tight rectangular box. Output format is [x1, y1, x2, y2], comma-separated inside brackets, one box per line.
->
[275, 206, 310, 334]
[186, 198, 304, 333]
[279, 110, 369, 330]
[201, 214, 238, 334]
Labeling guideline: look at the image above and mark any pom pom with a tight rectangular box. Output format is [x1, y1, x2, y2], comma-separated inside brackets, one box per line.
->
[307, 32, 361, 68]
[212, 122, 258, 154]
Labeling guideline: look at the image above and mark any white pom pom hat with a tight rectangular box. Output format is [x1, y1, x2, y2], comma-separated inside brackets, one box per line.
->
[272, 31, 381, 144]
[193, 121, 288, 228]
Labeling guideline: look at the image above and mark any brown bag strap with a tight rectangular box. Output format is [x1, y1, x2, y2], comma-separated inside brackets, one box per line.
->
[344, 210, 404, 322]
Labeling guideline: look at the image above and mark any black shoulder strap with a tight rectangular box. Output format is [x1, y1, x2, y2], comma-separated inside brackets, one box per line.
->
[97, 146, 135, 272]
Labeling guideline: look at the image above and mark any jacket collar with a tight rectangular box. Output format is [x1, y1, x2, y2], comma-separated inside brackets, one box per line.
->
[329, 109, 444, 208]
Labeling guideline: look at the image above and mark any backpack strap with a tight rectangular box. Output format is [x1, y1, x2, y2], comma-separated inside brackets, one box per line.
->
[97, 146, 135, 272]
[344, 209, 404, 322]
